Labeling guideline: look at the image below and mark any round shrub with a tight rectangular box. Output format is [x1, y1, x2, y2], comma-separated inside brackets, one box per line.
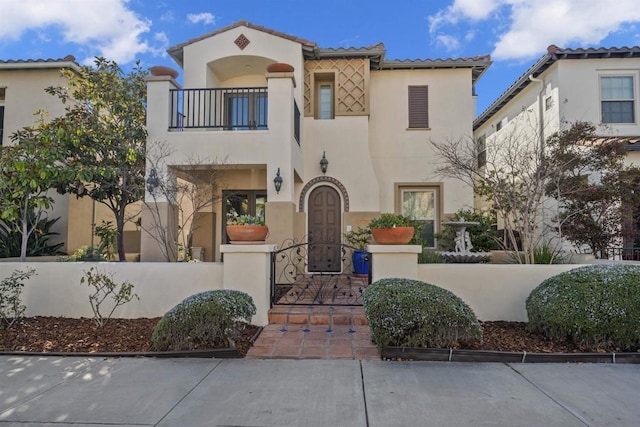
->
[362, 278, 482, 349]
[152, 290, 256, 351]
[526, 264, 640, 351]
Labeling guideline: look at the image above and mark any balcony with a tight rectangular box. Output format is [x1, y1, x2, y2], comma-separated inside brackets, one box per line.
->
[169, 87, 268, 131]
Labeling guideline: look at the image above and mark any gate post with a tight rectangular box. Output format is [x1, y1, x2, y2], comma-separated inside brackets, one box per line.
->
[367, 244, 422, 283]
[221, 244, 277, 326]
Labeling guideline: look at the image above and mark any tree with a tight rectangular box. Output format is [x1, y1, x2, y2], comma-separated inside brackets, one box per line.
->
[545, 121, 640, 257]
[0, 115, 67, 261]
[46, 58, 148, 261]
[143, 142, 227, 261]
[430, 120, 551, 263]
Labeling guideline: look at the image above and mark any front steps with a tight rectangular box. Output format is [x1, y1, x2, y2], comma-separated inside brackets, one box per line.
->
[268, 305, 369, 326]
[247, 305, 377, 360]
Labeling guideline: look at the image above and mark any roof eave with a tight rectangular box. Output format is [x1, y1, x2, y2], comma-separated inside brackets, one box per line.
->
[473, 54, 555, 131]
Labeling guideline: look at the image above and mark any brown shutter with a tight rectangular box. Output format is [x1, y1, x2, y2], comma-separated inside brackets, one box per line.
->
[408, 85, 429, 128]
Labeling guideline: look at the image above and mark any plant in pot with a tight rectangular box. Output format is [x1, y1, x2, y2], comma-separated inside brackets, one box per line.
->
[343, 227, 371, 276]
[226, 214, 268, 243]
[368, 213, 415, 245]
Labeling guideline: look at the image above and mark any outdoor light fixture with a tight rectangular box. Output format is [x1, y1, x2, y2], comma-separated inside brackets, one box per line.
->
[146, 168, 159, 194]
[320, 151, 329, 174]
[273, 167, 283, 193]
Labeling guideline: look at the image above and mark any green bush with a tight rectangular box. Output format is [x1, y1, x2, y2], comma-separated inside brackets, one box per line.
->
[81, 267, 138, 327]
[58, 246, 106, 262]
[0, 268, 35, 328]
[152, 290, 256, 351]
[526, 264, 640, 351]
[363, 278, 482, 349]
[0, 215, 64, 258]
[418, 249, 444, 264]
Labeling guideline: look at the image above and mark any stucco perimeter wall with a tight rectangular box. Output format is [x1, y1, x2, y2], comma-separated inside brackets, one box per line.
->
[418, 264, 585, 322]
[0, 262, 224, 319]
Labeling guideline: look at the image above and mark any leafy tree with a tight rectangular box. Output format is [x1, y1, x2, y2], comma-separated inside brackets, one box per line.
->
[0, 116, 67, 261]
[46, 57, 147, 261]
[545, 122, 640, 257]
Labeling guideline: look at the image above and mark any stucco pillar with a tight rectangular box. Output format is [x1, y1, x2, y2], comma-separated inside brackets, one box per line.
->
[220, 244, 277, 326]
[368, 244, 422, 283]
[140, 201, 178, 262]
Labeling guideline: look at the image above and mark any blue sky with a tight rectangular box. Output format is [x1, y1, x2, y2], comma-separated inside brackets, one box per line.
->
[1, 0, 640, 115]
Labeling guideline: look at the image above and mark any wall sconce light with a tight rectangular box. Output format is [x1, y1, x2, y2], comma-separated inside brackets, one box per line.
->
[146, 168, 159, 194]
[273, 167, 283, 193]
[320, 151, 329, 175]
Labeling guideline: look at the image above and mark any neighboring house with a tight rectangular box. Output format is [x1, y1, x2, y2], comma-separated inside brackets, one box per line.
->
[0, 57, 79, 254]
[142, 21, 491, 263]
[473, 45, 640, 252]
[0, 56, 141, 258]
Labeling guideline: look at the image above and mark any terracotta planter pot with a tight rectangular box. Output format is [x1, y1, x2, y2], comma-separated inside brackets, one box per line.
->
[266, 62, 295, 73]
[226, 225, 268, 243]
[371, 227, 414, 244]
[149, 65, 179, 79]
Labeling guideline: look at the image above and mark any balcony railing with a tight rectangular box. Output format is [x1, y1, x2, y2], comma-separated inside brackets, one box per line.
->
[169, 87, 268, 130]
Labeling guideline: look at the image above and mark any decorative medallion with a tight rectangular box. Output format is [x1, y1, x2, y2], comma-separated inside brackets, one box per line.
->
[234, 34, 250, 50]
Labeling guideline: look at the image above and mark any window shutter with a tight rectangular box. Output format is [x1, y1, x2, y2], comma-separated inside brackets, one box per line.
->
[408, 86, 429, 128]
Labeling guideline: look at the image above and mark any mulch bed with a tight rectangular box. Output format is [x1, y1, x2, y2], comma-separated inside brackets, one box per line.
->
[0, 317, 633, 357]
[0, 317, 259, 357]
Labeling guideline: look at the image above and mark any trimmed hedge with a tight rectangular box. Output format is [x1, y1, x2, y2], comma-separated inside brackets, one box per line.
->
[152, 290, 256, 351]
[526, 264, 640, 351]
[363, 278, 482, 349]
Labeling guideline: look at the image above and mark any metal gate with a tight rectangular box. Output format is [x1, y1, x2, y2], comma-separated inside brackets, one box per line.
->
[270, 237, 371, 306]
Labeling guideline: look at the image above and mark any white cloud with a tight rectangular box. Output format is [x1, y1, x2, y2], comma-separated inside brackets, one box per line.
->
[429, 0, 640, 60]
[437, 34, 461, 51]
[187, 12, 215, 25]
[0, 0, 156, 64]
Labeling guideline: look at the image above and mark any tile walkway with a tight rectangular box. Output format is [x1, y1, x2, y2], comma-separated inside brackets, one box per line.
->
[246, 305, 379, 360]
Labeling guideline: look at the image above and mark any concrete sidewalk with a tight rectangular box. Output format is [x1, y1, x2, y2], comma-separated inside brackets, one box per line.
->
[1, 356, 639, 426]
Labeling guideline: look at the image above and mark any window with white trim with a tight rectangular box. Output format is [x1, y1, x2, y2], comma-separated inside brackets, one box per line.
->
[399, 186, 439, 248]
[600, 76, 635, 124]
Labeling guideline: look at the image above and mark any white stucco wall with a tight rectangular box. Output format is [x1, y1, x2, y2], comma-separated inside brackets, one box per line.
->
[418, 264, 583, 321]
[0, 262, 224, 319]
[369, 68, 475, 214]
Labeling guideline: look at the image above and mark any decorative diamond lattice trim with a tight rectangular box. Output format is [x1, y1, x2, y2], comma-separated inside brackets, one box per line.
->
[299, 177, 350, 212]
[304, 58, 367, 116]
[234, 34, 250, 50]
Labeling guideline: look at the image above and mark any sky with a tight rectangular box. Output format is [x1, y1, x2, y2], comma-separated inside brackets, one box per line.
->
[1, 0, 640, 115]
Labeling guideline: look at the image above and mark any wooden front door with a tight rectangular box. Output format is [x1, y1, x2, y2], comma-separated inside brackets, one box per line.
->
[308, 186, 342, 273]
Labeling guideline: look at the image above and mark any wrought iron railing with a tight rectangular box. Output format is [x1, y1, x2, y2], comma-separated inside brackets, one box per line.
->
[169, 87, 268, 130]
[270, 237, 371, 306]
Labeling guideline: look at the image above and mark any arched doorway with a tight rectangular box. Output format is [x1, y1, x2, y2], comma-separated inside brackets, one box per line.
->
[307, 185, 342, 272]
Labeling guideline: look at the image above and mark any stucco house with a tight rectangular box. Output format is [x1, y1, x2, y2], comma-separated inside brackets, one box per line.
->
[0, 56, 141, 258]
[0, 57, 80, 254]
[473, 45, 640, 254]
[141, 21, 492, 263]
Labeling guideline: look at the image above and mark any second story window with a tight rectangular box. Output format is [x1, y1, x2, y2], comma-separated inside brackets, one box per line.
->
[601, 76, 635, 124]
[314, 73, 335, 120]
[226, 90, 268, 130]
[408, 85, 429, 128]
